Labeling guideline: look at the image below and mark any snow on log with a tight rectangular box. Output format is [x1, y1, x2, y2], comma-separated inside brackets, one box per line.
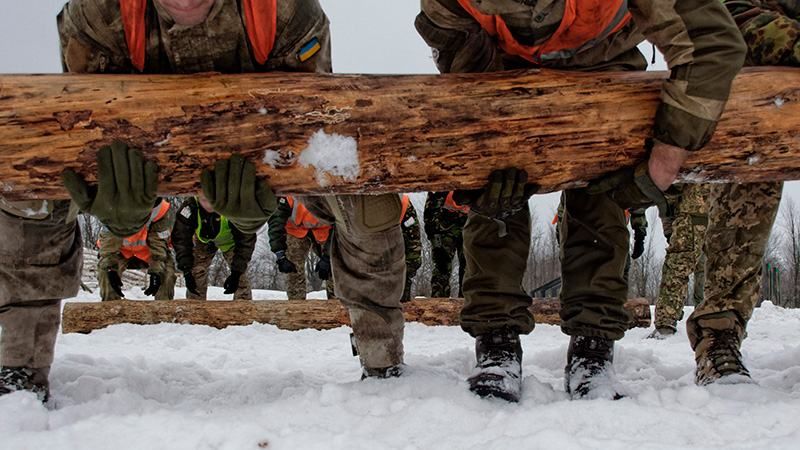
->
[61, 298, 651, 334]
[2, 68, 797, 200]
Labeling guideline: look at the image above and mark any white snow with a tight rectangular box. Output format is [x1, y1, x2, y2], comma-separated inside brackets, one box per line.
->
[775, 97, 786, 108]
[298, 130, 360, 186]
[262, 150, 283, 169]
[4, 299, 800, 449]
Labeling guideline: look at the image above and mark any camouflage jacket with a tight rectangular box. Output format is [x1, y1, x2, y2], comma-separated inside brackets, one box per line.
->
[97, 207, 173, 275]
[424, 192, 467, 237]
[172, 198, 256, 274]
[724, 0, 800, 66]
[417, 0, 747, 152]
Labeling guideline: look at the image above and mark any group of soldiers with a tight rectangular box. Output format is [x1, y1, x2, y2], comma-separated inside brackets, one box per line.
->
[0, 0, 797, 403]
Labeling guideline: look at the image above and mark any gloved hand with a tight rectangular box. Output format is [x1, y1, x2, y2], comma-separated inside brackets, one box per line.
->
[184, 272, 200, 296]
[107, 270, 124, 297]
[201, 154, 277, 234]
[316, 255, 332, 280]
[63, 142, 158, 237]
[631, 228, 646, 260]
[586, 162, 673, 217]
[452, 168, 537, 219]
[275, 251, 297, 273]
[224, 271, 242, 295]
[143, 273, 162, 297]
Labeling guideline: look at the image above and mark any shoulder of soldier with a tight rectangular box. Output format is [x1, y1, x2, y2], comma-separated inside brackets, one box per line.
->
[271, 0, 329, 59]
[59, 0, 129, 67]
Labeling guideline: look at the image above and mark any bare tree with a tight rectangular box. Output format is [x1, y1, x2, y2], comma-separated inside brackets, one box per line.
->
[778, 198, 800, 307]
[628, 208, 663, 302]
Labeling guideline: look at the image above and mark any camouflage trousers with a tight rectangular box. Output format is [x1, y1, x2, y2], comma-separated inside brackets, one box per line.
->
[186, 242, 252, 300]
[285, 234, 334, 300]
[430, 231, 465, 298]
[0, 200, 82, 369]
[300, 194, 406, 369]
[654, 217, 707, 330]
[687, 182, 783, 348]
[98, 254, 176, 301]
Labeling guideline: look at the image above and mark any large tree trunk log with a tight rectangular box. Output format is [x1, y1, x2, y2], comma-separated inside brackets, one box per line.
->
[61, 298, 651, 334]
[0, 68, 798, 200]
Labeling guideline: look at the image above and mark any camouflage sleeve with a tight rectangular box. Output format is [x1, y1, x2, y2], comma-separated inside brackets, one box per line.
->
[97, 229, 125, 272]
[172, 200, 197, 273]
[629, 0, 747, 151]
[267, 197, 292, 254]
[415, 0, 504, 73]
[402, 204, 423, 273]
[265, 0, 332, 73]
[724, 0, 800, 66]
[229, 224, 257, 274]
[146, 211, 173, 275]
[57, 0, 133, 73]
[423, 192, 449, 236]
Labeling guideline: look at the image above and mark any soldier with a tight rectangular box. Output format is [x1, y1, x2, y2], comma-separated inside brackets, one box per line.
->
[686, 0, 797, 385]
[424, 192, 468, 298]
[96, 198, 176, 301]
[1, 0, 404, 401]
[416, 0, 746, 401]
[173, 194, 255, 300]
[268, 196, 334, 300]
[400, 194, 422, 302]
[649, 184, 709, 339]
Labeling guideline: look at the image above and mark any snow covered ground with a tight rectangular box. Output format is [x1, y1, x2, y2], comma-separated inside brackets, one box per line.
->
[3, 293, 800, 450]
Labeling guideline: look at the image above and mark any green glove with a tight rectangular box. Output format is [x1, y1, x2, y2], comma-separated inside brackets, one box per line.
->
[63, 142, 158, 237]
[200, 154, 277, 234]
[586, 162, 674, 218]
[452, 168, 538, 219]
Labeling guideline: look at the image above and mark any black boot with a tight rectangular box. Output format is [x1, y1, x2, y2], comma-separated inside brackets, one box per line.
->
[362, 365, 405, 380]
[467, 328, 523, 402]
[0, 366, 50, 402]
[564, 336, 623, 400]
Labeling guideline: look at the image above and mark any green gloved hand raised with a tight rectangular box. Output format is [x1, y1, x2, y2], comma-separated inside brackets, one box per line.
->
[200, 154, 277, 234]
[453, 168, 538, 219]
[63, 142, 158, 237]
[586, 162, 677, 218]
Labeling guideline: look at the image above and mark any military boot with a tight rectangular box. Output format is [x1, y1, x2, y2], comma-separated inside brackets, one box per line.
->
[565, 336, 623, 400]
[348, 307, 405, 380]
[468, 328, 523, 402]
[693, 316, 751, 386]
[0, 366, 50, 402]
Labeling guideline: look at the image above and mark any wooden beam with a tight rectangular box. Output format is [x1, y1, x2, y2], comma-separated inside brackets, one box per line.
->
[61, 298, 652, 334]
[2, 68, 797, 200]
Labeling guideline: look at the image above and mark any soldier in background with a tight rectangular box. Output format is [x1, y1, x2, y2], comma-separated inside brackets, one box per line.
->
[96, 198, 176, 301]
[687, 0, 797, 385]
[649, 184, 709, 339]
[424, 192, 468, 298]
[173, 194, 255, 300]
[400, 195, 423, 302]
[268, 196, 335, 300]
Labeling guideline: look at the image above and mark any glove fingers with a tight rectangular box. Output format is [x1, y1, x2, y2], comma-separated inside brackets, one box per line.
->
[214, 158, 229, 211]
[128, 147, 146, 203]
[143, 160, 159, 206]
[509, 168, 529, 209]
[95, 145, 117, 208]
[256, 180, 277, 216]
[111, 142, 132, 201]
[227, 155, 245, 212]
[499, 168, 517, 212]
[481, 170, 504, 213]
[62, 170, 92, 211]
[201, 169, 217, 205]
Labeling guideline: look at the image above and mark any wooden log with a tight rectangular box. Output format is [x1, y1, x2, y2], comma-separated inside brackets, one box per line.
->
[1, 67, 799, 200]
[61, 297, 651, 334]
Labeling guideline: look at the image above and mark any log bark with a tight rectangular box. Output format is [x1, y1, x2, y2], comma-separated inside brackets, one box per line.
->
[61, 298, 652, 334]
[1, 67, 799, 200]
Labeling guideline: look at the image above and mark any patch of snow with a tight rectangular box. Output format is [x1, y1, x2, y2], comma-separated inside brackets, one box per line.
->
[22, 200, 49, 218]
[262, 150, 282, 168]
[748, 155, 762, 166]
[775, 97, 786, 108]
[298, 130, 360, 186]
[257, 107, 268, 115]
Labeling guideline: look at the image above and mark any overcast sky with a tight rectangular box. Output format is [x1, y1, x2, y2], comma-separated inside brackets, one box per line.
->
[1, 1, 796, 237]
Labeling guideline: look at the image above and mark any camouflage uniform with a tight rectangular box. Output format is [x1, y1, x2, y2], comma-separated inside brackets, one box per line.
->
[401, 198, 423, 302]
[268, 197, 335, 300]
[686, 0, 795, 350]
[416, 0, 746, 340]
[424, 192, 467, 298]
[173, 198, 255, 300]
[654, 184, 710, 331]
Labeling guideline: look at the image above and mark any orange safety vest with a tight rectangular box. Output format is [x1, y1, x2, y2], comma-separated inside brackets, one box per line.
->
[444, 191, 470, 214]
[286, 197, 331, 243]
[400, 195, 411, 221]
[120, 0, 277, 71]
[456, 0, 631, 64]
[120, 200, 171, 263]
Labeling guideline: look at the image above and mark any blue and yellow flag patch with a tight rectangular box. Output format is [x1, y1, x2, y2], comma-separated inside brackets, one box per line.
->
[298, 37, 321, 62]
